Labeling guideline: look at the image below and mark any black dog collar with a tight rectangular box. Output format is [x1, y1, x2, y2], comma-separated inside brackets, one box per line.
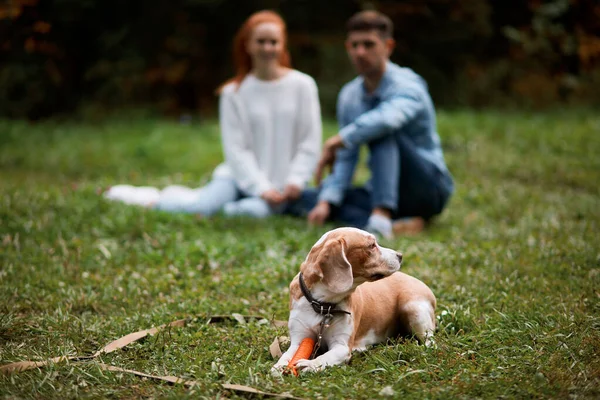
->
[298, 272, 351, 316]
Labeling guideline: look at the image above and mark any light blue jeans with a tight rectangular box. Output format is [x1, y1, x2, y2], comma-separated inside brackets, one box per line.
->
[154, 178, 280, 218]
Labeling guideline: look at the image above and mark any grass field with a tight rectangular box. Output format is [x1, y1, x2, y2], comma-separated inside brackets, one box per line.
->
[1, 109, 599, 399]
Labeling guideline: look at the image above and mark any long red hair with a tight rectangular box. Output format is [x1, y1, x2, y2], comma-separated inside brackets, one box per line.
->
[217, 10, 291, 93]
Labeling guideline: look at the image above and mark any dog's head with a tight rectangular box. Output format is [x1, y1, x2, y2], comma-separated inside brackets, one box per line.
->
[301, 227, 402, 295]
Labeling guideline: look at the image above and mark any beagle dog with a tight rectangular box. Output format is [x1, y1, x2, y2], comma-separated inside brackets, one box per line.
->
[272, 227, 436, 375]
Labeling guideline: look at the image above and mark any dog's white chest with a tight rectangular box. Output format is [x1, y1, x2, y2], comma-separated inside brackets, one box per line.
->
[289, 301, 324, 334]
[288, 298, 353, 348]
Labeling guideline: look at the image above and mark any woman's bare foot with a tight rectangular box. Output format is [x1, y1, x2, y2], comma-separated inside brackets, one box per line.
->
[392, 217, 426, 235]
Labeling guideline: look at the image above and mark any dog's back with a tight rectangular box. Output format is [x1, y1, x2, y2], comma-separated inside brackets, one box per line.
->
[350, 272, 436, 348]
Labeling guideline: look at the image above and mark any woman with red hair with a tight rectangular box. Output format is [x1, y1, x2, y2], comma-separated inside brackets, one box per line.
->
[106, 10, 322, 218]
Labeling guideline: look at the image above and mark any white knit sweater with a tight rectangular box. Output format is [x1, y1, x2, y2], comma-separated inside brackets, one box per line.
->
[212, 69, 322, 196]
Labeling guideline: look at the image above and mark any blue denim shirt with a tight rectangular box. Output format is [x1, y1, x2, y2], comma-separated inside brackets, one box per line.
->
[319, 61, 451, 206]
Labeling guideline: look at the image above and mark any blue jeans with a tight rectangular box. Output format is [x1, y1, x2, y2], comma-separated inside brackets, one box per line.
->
[369, 133, 400, 212]
[154, 178, 280, 218]
[286, 135, 453, 228]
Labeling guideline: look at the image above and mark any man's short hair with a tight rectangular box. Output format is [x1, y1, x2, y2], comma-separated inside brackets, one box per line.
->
[346, 10, 393, 39]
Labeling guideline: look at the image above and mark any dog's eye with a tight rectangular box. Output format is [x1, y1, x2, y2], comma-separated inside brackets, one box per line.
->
[369, 242, 377, 249]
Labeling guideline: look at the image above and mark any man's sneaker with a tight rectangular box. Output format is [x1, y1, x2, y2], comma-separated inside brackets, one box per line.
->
[365, 214, 394, 240]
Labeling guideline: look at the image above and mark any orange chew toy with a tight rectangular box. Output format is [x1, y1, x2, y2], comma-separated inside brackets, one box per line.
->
[286, 338, 315, 376]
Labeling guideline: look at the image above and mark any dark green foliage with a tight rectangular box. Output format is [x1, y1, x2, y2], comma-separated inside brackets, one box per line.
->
[1, 0, 599, 119]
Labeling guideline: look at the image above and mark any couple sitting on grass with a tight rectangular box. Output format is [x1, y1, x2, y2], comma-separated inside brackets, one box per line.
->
[105, 10, 454, 239]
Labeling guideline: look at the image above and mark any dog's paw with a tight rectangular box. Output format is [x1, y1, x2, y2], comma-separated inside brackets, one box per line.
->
[295, 359, 325, 374]
[270, 364, 287, 378]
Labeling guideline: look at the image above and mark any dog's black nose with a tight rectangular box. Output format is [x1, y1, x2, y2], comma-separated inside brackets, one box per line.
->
[397, 252, 403, 263]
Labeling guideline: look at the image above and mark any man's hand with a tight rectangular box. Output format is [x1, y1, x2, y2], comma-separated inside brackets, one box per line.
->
[283, 184, 302, 201]
[314, 135, 345, 185]
[307, 201, 331, 226]
[261, 189, 286, 206]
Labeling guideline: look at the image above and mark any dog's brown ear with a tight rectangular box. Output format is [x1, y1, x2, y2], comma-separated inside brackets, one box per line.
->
[317, 238, 353, 294]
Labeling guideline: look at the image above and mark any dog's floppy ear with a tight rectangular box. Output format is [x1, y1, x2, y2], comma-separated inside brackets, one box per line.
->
[317, 238, 353, 294]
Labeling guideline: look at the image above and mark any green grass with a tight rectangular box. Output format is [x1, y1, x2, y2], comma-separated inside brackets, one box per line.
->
[1, 110, 599, 399]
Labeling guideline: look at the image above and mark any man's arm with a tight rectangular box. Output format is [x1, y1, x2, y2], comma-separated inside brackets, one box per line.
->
[317, 146, 359, 206]
[340, 86, 425, 148]
[308, 144, 359, 226]
[316, 86, 359, 206]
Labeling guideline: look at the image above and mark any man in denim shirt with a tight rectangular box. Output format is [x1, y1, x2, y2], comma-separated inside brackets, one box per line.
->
[288, 10, 454, 238]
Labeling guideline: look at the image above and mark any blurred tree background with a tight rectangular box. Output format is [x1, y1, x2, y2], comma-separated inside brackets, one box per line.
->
[1, 0, 599, 120]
